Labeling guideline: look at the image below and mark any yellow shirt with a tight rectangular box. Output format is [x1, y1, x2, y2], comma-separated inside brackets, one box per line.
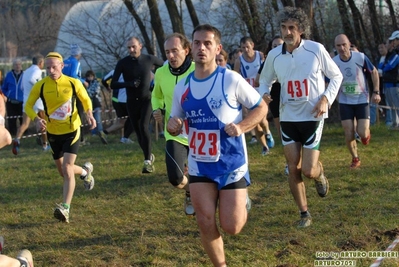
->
[25, 74, 92, 135]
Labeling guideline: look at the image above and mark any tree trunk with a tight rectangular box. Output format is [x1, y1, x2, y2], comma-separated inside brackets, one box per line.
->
[146, 0, 166, 58]
[185, 0, 200, 28]
[385, 0, 398, 31]
[123, 0, 155, 55]
[233, 0, 265, 47]
[367, 0, 382, 57]
[336, 0, 354, 40]
[164, 0, 185, 35]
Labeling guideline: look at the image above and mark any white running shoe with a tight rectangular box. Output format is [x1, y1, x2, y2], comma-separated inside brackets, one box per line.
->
[81, 162, 94, 190]
[17, 249, 34, 267]
[120, 137, 134, 144]
[54, 203, 70, 223]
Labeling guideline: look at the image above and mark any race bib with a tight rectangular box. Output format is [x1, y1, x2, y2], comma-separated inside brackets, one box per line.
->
[286, 79, 309, 102]
[189, 128, 220, 162]
[342, 82, 361, 94]
[49, 99, 72, 120]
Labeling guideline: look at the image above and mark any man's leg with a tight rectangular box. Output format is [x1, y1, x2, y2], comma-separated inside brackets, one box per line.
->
[54, 153, 77, 206]
[284, 142, 308, 213]
[219, 188, 248, 235]
[190, 182, 226, 267]
[37, 110, 48, 149]
[341, 119, 358, 163]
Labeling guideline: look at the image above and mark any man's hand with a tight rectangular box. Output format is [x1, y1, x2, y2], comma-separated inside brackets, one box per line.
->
[224, 122, 242, 137]
[153, 109, 163, 123]
[262, 93, 272, 105]
[35, 117, 47, 133]
[311, 95, 328, 118]
[167, 116, 183, 136]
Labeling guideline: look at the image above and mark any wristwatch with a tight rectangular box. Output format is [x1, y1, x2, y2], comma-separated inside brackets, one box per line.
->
[373, 91, 380, 95]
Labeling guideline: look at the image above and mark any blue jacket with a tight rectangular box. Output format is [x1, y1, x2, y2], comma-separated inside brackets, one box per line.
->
[2, 70, 23, 102]
[378, 50, 399, 84]
[62, 56, 85, 84]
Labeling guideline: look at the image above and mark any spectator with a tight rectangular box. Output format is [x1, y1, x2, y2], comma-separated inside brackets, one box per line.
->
[1, 59, 23, 136]
[84, 70, 107, 144]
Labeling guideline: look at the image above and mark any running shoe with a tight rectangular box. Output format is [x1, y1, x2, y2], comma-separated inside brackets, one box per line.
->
[361, 135, 370, 145]
[246, 193, 252, 213]
[266, 133, 275, 148]
[17, 249, 34, 267]
[42, 143, 51, 152]
[81, 162, 95, 190]
[284, 164, 289, 175]
[261, 146, 270, 156]
[350, 157, 361, 169]
[120, 137, 134, 144]
[354, 132, 361, 142]
[297, 215, 312, 228]
[12, 139, 20, 155]
[314, 162, 329, 197]
[0, 236, 3, 254]
[184, 192, 195, 215]
[54, 203, 70, 223]
[99, 131, 108, 144]
[249, 136, 257, 144]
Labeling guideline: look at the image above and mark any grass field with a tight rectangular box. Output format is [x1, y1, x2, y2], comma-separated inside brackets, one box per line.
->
[0, 123, 398, 267]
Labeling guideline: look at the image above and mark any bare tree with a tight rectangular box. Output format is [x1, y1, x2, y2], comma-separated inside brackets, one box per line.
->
[122, 0, 156, 56]
[185, 0, 200, 28]
[164, 0, 185, 35]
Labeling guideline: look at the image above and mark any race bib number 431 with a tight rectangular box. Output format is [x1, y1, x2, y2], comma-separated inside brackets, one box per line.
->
[189, 128, 220, 162]
[287, 79, 309, 102]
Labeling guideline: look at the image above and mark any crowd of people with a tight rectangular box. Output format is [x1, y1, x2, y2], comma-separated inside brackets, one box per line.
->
[1, 5, 399, 267]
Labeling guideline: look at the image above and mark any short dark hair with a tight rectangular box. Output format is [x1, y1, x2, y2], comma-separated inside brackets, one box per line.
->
[192, 24, 221, 44]
[32, 54, 44, 65]
[240, 36, 253, 45]
[85, 70, 95, 78]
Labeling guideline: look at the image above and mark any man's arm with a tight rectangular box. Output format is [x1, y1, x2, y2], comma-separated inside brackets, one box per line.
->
[0, 92, 11, 148]
[225, 99, 268, 137]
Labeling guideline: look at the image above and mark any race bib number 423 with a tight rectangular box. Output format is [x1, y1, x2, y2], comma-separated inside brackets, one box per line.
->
[189, 128, 220, 162]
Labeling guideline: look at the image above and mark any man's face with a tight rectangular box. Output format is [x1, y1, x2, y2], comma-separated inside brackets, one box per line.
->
[378, 44, 387, 56]
[13, 61, 22, 72]
[215, 54, 227, 67]
[280, 20, 303, 47]
[46, 58, 63, 80]
[334, 36, 351, 59]
[240, 41, 254, 56]
[165, 37, 189, 69]
[272, 38, 284, 49]
[192, 30, 221, 65]
[393, 38, 399, 48]
[127, 38, 142, 58]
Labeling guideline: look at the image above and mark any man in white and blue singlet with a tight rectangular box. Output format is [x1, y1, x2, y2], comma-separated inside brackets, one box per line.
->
[259, 7, 343, 228]
[168, 24, 267, 267]
[333, 34, 380, 169]
[234, 37, 275, 154]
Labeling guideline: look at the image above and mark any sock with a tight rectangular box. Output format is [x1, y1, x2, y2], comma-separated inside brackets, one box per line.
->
[81, 168, 87, 178]
[62, 203, 70, 210]
[300, 210, 311, 218]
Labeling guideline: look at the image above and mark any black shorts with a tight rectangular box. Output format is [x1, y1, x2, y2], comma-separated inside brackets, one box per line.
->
[269, 82, 281, 118]
[280, 121, 324, 149]
[190, 176, 247, 190]
[339, 103, 370, 121]
[112, 101, 129, 118]
[47, 129, 80, 160]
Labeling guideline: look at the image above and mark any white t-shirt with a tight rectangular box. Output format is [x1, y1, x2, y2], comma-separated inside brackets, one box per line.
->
[259, 39, 343, 122]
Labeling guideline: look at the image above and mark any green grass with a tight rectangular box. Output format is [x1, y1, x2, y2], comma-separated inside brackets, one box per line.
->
[1, 123, 399, 267]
